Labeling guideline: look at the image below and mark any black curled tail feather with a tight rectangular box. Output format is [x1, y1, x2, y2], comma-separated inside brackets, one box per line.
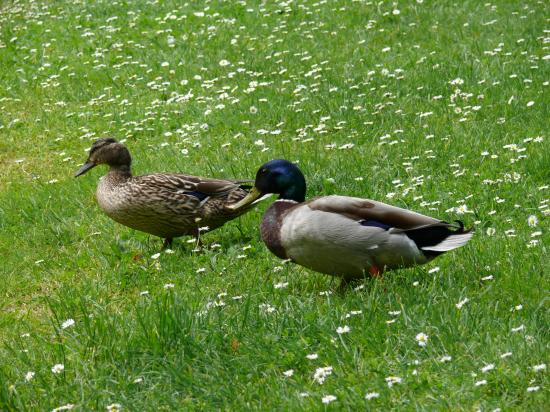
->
[454, 220, 471, 233]
[444, 220, 468, 232]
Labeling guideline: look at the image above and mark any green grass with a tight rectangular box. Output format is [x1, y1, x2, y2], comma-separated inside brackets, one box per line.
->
[1, 0, 548, 410]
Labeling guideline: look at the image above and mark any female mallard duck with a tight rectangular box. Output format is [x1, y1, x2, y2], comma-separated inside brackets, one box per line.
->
[229, 159, 473, 280]
[75, 138, 264, 248]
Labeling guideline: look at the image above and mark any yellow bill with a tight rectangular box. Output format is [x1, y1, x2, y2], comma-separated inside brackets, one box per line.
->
[227, 187, 262, 211]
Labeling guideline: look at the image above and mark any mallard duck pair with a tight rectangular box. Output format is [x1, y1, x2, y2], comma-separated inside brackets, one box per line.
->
[76, 140, 472, 280]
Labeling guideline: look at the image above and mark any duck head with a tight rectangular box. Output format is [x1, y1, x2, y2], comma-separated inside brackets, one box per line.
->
[75, 138, 132, 177]
[228, 159, 306, 210]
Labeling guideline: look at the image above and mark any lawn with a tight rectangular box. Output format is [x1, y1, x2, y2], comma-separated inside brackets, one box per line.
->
[0, 0, 548, 410]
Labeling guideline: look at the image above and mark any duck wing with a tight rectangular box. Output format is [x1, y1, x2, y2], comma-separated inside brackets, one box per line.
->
[127, 174, 249, 212]
[307, 195, 472, 255]
[307, 195, 442, 229]
[159, 173, 245, 194]
[136, 173, 245, 196]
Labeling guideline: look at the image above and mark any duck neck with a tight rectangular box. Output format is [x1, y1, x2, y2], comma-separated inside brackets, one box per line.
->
[261, 201, 296, 259]
[279, 182, 306, 203]
[107, 164, 132, 183]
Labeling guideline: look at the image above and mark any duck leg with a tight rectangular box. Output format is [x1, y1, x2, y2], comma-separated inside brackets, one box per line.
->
[338, 277, 352, 291]
[193, 229, 204, 251]
[368, 265, 382, 278]
[338, 265, 383, 291]
[162, 237, 173, 250]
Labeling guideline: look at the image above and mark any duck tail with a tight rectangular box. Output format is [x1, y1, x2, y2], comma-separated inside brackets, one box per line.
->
[404, 220, 473, 256]
[420, 231, 473, 252]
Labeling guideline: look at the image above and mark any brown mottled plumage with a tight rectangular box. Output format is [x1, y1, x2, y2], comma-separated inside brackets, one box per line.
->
[75, 138, 258, 248]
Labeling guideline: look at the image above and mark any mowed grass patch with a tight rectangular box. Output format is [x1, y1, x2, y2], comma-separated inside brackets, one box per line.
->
[0, 0, 548, 410]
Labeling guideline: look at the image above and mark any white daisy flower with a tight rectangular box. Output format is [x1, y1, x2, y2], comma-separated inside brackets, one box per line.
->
[61, 319, 75, 329]
[385, 376, 402, 387]
[321, 395, 337, 404]
[415, 332, 429, 346]
[51, 364, 64, 374]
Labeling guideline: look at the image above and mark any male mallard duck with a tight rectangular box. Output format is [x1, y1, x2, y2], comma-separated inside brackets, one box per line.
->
[229, 159, 473, 280]
[75, 138, 263, 248]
